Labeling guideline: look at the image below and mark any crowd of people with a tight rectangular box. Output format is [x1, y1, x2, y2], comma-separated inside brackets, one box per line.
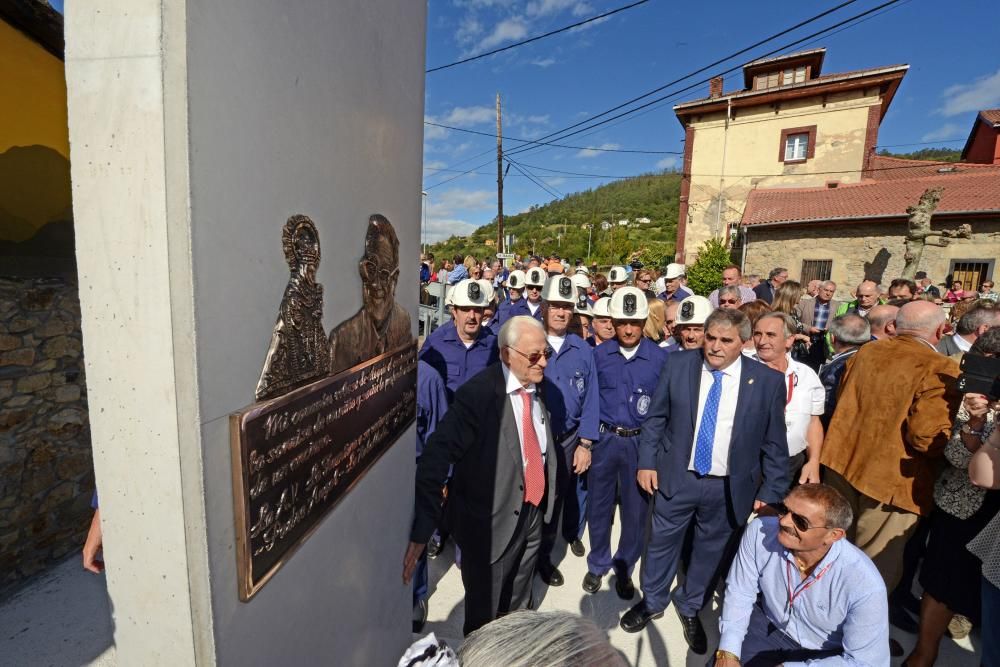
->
[404, 253, 1000, 666]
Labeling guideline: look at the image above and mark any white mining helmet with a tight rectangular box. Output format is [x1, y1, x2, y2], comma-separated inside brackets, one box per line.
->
[571, 272, 591, 291]
[506, 269, 526, 290]
[592, 296, 612, 318]
[676, 295, 712, 325]
[450, 279, 492, 308]
[609, 286, 649, 320]
[541, 275, 577, 303]
[607, 265, 628, 284]
[524, 267, 547, 288]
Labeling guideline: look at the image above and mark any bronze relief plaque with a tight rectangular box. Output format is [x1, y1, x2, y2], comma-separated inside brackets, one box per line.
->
[232, 214, 416, 600]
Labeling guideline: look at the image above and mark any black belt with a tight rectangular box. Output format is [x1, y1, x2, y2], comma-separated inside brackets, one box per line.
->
[600, 422, 641, 437]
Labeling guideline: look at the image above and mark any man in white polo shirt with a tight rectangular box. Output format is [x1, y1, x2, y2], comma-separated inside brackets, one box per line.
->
[752, 312, 825, 484]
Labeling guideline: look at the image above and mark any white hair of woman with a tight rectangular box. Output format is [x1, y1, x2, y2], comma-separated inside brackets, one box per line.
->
[458, 610, 627, 667]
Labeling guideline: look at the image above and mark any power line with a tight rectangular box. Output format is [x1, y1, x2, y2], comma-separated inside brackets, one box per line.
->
[423, 157, 497, 190]
[424, 121, 682, 154]
[505, 0, 905, 160]
[426, 0, 651, 73]
[505, 157, 565, 200]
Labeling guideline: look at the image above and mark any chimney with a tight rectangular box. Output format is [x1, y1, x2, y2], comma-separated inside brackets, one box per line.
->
[709, 76, 723, 99]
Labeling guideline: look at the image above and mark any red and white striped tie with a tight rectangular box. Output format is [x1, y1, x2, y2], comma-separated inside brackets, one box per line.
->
[519, 389, 545, 506]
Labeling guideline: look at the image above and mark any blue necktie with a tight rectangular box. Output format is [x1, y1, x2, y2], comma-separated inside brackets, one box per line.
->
[693, 370, 724, 475]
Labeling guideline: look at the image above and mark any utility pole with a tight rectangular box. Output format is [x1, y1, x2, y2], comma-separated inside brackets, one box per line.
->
[496, 92, 504, 255]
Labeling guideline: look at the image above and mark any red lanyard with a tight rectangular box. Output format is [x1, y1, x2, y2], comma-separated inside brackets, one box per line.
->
[785, 559, 833, 610]
[785, 372, 797, 407]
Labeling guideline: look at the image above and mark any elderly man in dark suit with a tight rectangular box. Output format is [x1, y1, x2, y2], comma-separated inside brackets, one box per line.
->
[403, 315, 558, 636]
[621, 309, 790, 654]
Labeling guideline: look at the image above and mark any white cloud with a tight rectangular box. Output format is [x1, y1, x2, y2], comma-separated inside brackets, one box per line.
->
[531, 57, 557, 68]
[920, 123, 963, 142]
[424, 160, 448, 171]
[575, 142, 619, 158]
[423, 118, 449, 141]
[526, 0, 589, 17]
[426, 189, 495, 218]
[423, 218, 481, 243]
[656, 156, 679, 170]
[443, 105, 495, 126]
[455, 16, 483, 45]
[478, 17, 529, 51]
[939, 68, 1000, 116]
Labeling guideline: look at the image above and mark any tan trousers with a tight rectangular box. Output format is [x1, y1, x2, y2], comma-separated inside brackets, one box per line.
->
[824, 467, 920, 592]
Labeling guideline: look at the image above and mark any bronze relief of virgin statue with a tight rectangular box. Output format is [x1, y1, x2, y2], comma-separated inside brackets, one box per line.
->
[255, 215, 329, 400]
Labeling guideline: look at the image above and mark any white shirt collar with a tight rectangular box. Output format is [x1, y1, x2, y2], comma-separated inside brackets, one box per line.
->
[502, 363, 535, 395]
[953, 332, 973, 352]
[704, 354, 742, 377]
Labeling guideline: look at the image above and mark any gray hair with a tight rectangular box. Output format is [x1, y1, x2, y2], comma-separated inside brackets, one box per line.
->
[718, 285, 742, 302]
[705, 308, 752, 342]
[458, 610, 626, 667]
[957, 304, 1000, 336]
[498, 315, 545, 349]
[828, 313, 870, 346]
[768, 267, 787, 281]
[787, 483, 854, 532]
[756, 311, 796, 337]
[822, 281, 837, 291]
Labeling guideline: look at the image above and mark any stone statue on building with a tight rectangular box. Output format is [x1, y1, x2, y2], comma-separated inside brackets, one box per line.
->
[901, 187, 971, 280]
[328, 214, 413, 374]
[256, 215, 329, 400]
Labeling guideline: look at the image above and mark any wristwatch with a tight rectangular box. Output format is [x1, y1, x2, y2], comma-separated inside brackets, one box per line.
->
[578, 438, 594, 451]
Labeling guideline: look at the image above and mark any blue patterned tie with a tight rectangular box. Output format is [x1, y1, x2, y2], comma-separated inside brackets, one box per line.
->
[693, 370, 724, 475]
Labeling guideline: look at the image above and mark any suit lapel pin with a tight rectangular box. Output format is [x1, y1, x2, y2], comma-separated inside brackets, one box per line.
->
[747, 378, 754, 384]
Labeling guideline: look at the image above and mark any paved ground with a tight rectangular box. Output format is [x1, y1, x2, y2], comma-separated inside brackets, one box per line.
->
[0, 525, 982, 666]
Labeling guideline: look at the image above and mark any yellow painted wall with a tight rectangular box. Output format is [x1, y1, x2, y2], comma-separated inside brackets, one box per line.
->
[684, 88, 880, 256]
[0, 20, 72, 242]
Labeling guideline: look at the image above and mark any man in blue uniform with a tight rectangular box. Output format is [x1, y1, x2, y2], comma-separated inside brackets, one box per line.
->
[522, 267, 547, 321]
[584, 287, 667, 599]
[495, 270, 528, 327]
[412, 359, 449, 632]
[419, 279, 499, 402]
[536, 276, 600, 586]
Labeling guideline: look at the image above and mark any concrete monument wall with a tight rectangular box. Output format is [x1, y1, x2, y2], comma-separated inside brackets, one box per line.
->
[65, 1, 425, 664]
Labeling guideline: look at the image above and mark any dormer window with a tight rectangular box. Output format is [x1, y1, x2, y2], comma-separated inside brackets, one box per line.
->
[754, 65, 808, 90]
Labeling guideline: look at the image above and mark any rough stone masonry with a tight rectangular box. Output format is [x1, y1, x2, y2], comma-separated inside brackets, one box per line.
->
[0, 277, 93, 595]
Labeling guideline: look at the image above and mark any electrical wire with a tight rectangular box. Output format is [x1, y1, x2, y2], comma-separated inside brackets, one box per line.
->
[426, 0, 651, 73]
[424, 121, 682, 154]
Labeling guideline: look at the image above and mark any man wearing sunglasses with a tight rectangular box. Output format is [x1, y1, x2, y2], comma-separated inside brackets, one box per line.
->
[522, 267, 547, 322]
[714, 484, 888, 667]
[584, 287, 667, 601]
[495, 269, 528, 328]
[623, 309, 789, 650]
[536, 277, 599, 587]
[328, 214, 413, 374]
[404, 316, 558, 636]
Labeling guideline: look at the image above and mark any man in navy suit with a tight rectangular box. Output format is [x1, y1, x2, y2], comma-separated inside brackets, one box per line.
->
[620, 309, 790, 654]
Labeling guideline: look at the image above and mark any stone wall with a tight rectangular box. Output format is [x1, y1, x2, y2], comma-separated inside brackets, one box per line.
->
[0, 276, 93, 594]
[743, 217, 1000, 299]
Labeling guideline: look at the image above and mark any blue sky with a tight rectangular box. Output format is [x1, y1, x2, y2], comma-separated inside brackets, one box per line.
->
[422, 0, 1000, 241]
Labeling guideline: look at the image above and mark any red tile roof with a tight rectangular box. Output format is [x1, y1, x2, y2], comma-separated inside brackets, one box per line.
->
[980, 109, 1000, 126]
[741, 166, 1000, 227]
[867, 155, 1000, 180]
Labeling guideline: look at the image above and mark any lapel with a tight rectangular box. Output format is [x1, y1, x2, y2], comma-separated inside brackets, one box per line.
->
[494, 372, 522, 470]
[689, 352, 703, 432]
[730, 360, 756, 449]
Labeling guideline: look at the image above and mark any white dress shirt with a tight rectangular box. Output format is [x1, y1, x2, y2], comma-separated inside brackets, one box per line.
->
[688, 356, 742, 476]
[752, 353, 824, 457]
[951, 332, 972, 352]
[502, 364, 548, 464]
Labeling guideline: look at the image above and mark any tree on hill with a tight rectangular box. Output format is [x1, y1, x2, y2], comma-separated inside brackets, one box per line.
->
[877, 147, 962, 163]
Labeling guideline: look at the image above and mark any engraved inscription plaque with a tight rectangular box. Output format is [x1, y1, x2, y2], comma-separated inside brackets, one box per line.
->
[231, 343, 417, 600]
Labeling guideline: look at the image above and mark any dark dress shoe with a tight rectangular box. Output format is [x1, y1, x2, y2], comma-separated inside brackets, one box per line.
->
[412, 599, 428, 634]
[620, 601, 663, 633]
[426, 538, 443, 560]
[615, 574, 635, 600]
[570, 539, 586, 557]
[538, 564, 564, 587]
[582, 571, 603, 594]
[889, 603, 919, 634]
[675, 607, 708, 654]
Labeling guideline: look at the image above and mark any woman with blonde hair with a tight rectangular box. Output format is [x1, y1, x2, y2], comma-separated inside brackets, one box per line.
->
[771, 280, 811, 359]
[643, 297, 669, 346]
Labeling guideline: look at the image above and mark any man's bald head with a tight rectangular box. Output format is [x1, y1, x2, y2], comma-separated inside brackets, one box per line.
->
[868, 305, 899, 340]
[894, 300, 947, 344]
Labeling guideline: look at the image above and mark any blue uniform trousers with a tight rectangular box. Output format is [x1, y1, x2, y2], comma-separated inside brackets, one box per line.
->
[586, 433, 646, 577]
[540, 432, 587, 561]
[640, 471, 741, 616]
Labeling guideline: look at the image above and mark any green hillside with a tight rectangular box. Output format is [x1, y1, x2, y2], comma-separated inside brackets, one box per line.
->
[428, 171, 682, 267]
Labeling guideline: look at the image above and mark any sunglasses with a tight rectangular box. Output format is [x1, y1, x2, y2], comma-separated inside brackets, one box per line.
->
[508, 346, 554, 365]
[774, 503, 831, 532]
[719, 299, 739, 305]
